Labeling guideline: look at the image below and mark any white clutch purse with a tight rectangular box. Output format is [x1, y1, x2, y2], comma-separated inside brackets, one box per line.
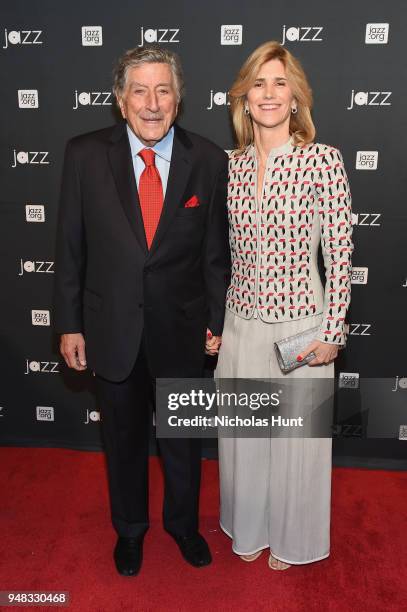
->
[274, 325, 319, 374]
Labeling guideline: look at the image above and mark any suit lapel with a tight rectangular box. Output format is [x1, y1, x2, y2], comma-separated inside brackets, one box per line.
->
[147, 125, 192, 259]
[108, 122, 148, 254]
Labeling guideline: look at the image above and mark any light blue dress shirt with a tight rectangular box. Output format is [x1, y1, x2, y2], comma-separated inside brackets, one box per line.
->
[126, 124, 174, 196]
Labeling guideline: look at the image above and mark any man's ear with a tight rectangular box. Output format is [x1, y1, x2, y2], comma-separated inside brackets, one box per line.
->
[116, 96, 126, 119]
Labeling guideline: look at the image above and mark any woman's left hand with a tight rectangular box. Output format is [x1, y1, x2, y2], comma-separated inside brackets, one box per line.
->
[297, 340, 339, 366]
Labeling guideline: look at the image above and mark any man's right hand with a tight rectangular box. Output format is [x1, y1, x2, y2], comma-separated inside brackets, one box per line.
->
[60, 333, 87, 371]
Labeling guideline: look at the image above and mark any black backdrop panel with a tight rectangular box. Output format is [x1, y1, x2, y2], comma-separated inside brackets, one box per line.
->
[1, 0, 406, 466]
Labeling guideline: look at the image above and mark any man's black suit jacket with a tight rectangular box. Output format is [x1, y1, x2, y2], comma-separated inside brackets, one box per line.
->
[54, 122, 231, 381]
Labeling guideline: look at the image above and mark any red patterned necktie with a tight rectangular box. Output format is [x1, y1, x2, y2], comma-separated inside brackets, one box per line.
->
[137, 148, 164, 249]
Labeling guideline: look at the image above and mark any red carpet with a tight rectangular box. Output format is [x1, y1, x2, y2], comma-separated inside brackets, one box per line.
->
[0, 448, 406, 612]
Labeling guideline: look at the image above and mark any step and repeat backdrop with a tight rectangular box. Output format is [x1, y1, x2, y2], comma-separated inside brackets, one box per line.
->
[0, 0, 406, 465]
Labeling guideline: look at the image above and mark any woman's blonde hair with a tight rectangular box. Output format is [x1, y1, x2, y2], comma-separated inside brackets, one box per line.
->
[229, 41, 315, 150]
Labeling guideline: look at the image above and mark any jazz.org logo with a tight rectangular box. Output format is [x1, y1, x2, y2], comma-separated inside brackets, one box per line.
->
[351, 267, 368, 285]
[11, 150, 50, 167]
[346, 323, 372, 336]
[339, 372, 359, 389]
[207, 90, 230, 110]
[2, 29, 43, 48]
[347, 90, 391, 110]
[138, 27, 180, 47]
[84, 409, 101, 424]
[281, 25, 323, 44]
[18, 259, 54, 276]
[332, 423, 363, 438]
[403, 277, 407, 288]
[26, 204, 45, 223]
[81, 26, 102, 46]
[391, 376, 407, 392]
[73, 90, 112, 109]
[25, 360, 59, 375]
[36, 406, 54, 421]
[356, 151, 378, 170]
[18, 90, 39, 108]
[31, 310, 50, 326]
[220, 25, 243, 45]
[352, 212, 381, 227]
[399, 425, 407, 441]
[365, 23, 389, 44]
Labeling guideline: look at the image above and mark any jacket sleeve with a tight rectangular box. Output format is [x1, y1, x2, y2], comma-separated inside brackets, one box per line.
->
[203, 153, 231, 336]
[53, 140, 86, 334]
[315, 147, 354, 346]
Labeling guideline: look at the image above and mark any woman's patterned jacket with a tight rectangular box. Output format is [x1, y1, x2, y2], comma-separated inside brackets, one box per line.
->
[226, 140, 354, 345]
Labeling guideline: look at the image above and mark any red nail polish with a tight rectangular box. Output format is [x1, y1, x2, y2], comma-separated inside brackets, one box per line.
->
[296, 355, 303, 362]
[207, 331, 212, 339]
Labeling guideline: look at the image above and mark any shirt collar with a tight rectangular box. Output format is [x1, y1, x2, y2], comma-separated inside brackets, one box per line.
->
[126, 123, 174, 162]
[246, 136, 295, 159]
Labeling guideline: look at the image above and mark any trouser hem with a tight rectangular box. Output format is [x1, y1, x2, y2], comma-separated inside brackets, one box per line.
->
[220, 521, 330, 565]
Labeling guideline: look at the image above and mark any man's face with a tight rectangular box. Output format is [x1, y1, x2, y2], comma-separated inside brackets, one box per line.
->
[117, 62, 179, 146]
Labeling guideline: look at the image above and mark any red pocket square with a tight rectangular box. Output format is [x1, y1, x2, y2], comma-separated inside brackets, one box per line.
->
[184, 195, 200, 208]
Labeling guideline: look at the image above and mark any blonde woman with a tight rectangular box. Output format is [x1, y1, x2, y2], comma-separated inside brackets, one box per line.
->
[216, 41, 353, 569]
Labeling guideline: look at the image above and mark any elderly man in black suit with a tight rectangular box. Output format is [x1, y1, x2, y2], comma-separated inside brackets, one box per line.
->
[54, 45, 230, 576]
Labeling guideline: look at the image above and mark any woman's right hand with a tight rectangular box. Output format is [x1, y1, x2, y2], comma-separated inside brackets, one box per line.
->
[205, 329, 222, 355]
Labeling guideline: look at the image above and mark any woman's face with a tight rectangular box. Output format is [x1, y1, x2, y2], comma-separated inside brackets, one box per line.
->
[246, 59, 296, 133]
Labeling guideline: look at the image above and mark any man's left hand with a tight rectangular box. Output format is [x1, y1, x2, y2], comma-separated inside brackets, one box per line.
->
[205, 329, 222, 356]
[297, 340, 338, 366]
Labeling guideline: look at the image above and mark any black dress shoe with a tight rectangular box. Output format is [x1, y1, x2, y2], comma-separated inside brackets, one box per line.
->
[113, 537, 143, 576]
[170, 532, 212, 567]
